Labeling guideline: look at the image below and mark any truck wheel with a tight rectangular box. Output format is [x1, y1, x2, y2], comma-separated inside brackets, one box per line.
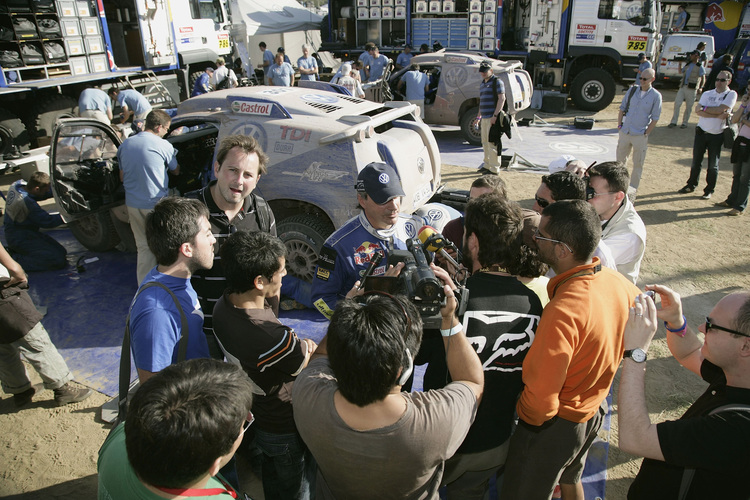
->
[69, 212, 121, 252]
[33, 95, 78, 146]
[460, 106, 482, 146]
[0, 109, 30, 156]
[277, 214, 334, 283]
[570, 68, 616, 111]
[188, 71, 204, 93]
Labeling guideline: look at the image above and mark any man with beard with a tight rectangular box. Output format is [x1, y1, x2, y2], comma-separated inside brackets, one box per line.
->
[501, 200, 640, 500]
[430, 194, 543, 499]
[129, 197, 216, 383]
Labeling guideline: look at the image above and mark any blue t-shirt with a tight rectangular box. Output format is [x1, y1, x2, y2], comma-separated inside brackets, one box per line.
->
[402, 70, 429, 100]
[78, 88, 111, 113]
[130, 268, 209, 373]
[268, 62, 294, 86]
[263, 49, 275, 76]
[368, 54, 389, 81]
[358, 51, 372, 81]
[117, 89, 152, 117]
[479, 75, 505, 118]
[396, 52, 413, 68]
[191, 72, 212, 97]
[117, 131, 179, 209]
[297, 56, 318, 81]
[637, 60, 652, 78]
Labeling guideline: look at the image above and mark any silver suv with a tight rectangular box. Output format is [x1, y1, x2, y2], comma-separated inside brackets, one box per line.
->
[49, 83, 443, 281]
[389, 51, 533, 145]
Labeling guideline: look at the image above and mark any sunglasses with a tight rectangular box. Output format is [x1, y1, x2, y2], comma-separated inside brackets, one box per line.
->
[239, 411, 255, 436]
[705, 317, 750, 338]
[535, 196, 550, 209]
[585, 186, 617, 200]
[533, 228, 573, 254]
[639, 77, 650, 81]
[717, 78, 729, 82]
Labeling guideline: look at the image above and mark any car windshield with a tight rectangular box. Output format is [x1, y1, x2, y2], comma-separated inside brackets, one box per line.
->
[55, 126, 117, 163]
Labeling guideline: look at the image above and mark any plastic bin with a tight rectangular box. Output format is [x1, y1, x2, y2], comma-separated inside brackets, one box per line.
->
[88, 52, 106, 72]
[84, 34, 102, 53]
[63, 36, 83, 56]
[69, 55, 87, 74]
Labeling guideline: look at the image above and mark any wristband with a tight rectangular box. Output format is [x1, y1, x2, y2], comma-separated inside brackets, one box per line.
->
[664, 315, 687, 337]
[742, 105, 748, 108]
[440, 323, 463, 337]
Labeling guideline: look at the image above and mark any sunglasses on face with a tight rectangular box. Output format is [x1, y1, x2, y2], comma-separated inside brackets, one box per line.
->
[639, 77, 649, 81]
[705, 317, 750, 338]
[717, 78, 729, 82]
[535, 196, 550, 209]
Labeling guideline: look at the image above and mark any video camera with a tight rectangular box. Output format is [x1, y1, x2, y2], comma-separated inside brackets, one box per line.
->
[364, 238, 468, 329]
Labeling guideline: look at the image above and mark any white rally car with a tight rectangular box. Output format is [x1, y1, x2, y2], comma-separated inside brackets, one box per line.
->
[49, 83, 445, 281]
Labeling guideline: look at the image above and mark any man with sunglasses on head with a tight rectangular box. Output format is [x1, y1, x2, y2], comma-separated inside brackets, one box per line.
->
[616, 67, 661, 200]
[501, 200, 641, 500]
[98, 358, 254, 499]
[586, 162, 647, 284]
[293, 290, 483, 498]
[678, 69, 738, 200]
[620, 286, 750, 499]
[532, 171, 617, 273]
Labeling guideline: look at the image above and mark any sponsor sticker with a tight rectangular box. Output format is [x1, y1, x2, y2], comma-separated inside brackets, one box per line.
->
[316, 268, 330, 280]
[231, 101, 273, 116]
[627, 36, 647, 52]
[274, 142, 294, 154]
[301, 93, 339, 104]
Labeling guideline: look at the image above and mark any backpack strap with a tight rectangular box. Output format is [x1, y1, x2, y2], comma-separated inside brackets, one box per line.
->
[623, 86, 637, 116]
[118, 281, 189, 420]
[677, 402, 750, 499]
[251, 193, 272, 233]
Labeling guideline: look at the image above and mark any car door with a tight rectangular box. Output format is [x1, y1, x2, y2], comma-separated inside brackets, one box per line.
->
[49, 118, 123, 222]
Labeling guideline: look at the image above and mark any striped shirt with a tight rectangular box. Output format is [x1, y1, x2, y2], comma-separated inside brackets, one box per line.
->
[479, 75, 505, 118]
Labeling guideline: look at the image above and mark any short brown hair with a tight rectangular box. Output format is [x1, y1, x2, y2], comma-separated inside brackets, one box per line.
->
[145, 109, 171, 131]
[27, 171, 50, 190]
[215, 135, 269, 176]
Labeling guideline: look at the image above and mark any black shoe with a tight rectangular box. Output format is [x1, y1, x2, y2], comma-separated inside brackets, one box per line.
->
[13, 387, 35, 408]
[54, 383, 93, 406]
[677, 185, 695, 194]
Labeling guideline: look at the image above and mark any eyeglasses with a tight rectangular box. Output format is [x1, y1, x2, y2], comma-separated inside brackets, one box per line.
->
[717, 78, 729, 82]
[533, 228, 573, 254]
[639, 77, 649, 81]
[585, 186, 618, 200]
[535, 195, 550, 209]
[705, 317, 750, 338]
[239, 411, 255, 436]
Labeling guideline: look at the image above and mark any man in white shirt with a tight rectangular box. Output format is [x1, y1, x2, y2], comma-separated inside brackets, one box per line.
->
[678, 70, 737, 199]
[586, 162, 647, 284]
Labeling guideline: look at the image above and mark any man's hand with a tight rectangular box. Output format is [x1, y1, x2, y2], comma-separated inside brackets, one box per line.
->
[431, 264, 458, 321]
[490, 116, 497, 125]
[345, 282, 365, 299]
[384, 261, 404, 278]
[644, 284, 684, 329]
[4, 261, 27, 287]
[625, 294, 658, 351]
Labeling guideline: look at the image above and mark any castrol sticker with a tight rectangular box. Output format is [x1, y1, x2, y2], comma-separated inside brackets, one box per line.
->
[231, 101, 273, 116]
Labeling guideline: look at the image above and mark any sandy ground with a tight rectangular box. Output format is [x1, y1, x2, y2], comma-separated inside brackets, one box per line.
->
[1, 86, 749, 499]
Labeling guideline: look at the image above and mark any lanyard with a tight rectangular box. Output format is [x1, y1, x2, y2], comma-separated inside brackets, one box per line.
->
[155, 476, 238, 498]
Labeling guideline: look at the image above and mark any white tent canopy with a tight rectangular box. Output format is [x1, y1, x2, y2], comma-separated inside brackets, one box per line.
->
[229, 0, 324, 36]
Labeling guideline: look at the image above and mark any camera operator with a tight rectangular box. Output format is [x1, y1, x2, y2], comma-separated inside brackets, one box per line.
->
[292, 286, 483, 498]
[311, 162, 426, 319]
[425, 194, 544, 498]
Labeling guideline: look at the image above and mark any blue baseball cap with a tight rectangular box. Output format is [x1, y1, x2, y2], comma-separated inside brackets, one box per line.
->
[356, 162, 405, 204]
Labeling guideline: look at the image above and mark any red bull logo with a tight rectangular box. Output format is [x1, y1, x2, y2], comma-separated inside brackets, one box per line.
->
[353, 242, 384, 265]
[705, 3, 725, 24]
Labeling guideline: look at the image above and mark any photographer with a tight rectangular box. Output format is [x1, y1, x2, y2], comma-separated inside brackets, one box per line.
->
[292, 288, 482, 498]
[426, 195, 544, 498]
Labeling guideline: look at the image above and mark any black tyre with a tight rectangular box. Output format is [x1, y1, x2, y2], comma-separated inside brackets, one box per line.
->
[188, 71, 204, 93]
[33, 94, 78, 146]
[69, 211, 121, 252]
[570, 68, 616, 111]
[0, 109, 30, 156]
[277, 214, 334, 283]
[459, 106, 481, 146]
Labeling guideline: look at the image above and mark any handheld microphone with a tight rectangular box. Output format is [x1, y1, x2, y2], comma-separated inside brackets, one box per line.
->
[417, 225, 461, 270]
[357, 252, 383, 291]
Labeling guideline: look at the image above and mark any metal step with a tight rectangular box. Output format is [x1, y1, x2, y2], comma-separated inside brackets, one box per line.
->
[111, 70, 177, 108]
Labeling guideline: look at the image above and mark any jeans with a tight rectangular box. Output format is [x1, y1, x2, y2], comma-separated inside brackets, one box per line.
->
[254, 428, 316, 500]
[0, 322, 72, 393]
[6, 230, 67, 272]
[687, 127, 724, 194]
[728, 157, 750, 211]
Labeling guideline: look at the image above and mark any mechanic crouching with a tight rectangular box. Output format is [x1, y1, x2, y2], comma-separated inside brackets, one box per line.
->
[311, 162, 429, 319]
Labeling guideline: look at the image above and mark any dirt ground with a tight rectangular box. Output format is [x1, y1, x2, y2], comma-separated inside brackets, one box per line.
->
[1, 86, 749, 499]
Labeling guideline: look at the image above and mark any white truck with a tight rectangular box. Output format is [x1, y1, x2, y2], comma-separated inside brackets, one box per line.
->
[495, 0, 662, 110]
[0, 0, 232, 155]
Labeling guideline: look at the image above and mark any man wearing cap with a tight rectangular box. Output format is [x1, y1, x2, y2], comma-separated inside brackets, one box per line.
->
[311, 162, 422, 319]
[634, 53, 652, 81]
[616, 67, 661, 198]
[395, 44, 413, 70]
[669, 50, 705, 129]
[477, 62, 505, 175]
[191, 67, 214, 97]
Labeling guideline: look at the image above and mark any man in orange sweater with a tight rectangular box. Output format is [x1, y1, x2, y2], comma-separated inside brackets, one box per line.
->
[501, 200, 641, 500]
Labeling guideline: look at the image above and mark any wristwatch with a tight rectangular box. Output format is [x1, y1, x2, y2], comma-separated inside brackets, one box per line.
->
[624, 348, 648, 363]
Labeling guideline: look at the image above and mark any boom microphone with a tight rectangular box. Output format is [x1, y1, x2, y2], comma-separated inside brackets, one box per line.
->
[418, 225, 461, 270]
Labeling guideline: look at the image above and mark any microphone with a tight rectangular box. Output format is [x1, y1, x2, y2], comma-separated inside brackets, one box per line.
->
[357, 251, 383, 291]
[418, 225, 461, 270]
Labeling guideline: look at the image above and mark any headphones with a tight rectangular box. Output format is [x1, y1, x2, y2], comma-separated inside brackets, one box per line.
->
[398, 348, 414, 387]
